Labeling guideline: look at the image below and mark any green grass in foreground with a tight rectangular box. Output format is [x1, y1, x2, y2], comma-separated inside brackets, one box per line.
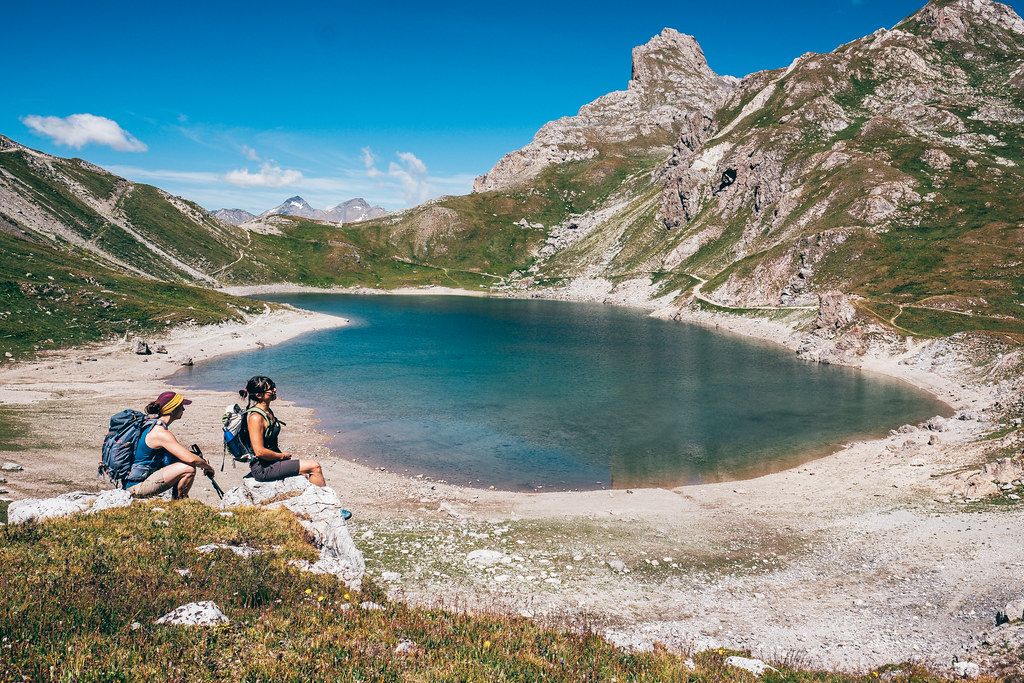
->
[0, 503, 977, 682]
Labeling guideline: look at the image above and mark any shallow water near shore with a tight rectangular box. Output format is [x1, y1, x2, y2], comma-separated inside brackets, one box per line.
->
[174, 294, 950, 491]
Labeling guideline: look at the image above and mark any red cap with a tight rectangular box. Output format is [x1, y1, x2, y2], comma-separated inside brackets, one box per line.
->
[156, 391, 192, 408]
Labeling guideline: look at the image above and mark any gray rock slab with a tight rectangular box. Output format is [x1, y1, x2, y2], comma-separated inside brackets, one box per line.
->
[953, 661, 981, 679]
[9, 488, 134, 524]
[155, 601, 229, 626]
[195, 543, 262, 558]
[88, 489, 133, 513]
[9, 491, 95, 524]
[218, 485, 253, 508]
[245, 475, 311, 504]
[725, 656, 778, 676]
[1004, 599, 1024, 622]
[277, 485, 364, 590]
[466, 549, 508, 566]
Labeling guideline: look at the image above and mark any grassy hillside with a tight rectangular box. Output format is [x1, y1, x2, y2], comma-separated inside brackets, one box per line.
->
[0, 232, 267, 361]
[0, 501, 973, 682]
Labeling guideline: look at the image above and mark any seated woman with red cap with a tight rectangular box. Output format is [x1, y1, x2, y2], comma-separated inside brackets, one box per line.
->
[124, 391, 214, 499]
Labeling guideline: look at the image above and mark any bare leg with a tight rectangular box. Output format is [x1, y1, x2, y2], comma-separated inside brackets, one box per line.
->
[161, 462, 197, 499]
[297, 459, 325, 487]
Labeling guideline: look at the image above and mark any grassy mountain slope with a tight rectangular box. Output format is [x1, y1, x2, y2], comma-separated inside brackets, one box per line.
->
[0, 231, 268, 359]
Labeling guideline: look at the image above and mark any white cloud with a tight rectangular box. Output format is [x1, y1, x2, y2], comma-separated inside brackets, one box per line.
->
[105, 166, 222, 184]
[361, 147, 382, 178]
[241, 145, 260, 161]
[396, 151, 427, 176]
[21, 113, 148, 152]
[225, 161, 303, 188]
[362, 148, 433, 204]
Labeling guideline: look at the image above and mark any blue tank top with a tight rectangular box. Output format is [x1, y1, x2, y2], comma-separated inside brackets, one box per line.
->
[127, 422, 167, 482]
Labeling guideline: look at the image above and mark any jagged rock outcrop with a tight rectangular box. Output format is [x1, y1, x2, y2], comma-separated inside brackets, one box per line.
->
[212, 208, 257, 225]
[7, 489, 133, 524]
[473, 29, 735, 192]
[921, 0, 1024, 41]
[637, 0, 1024, 314]
[220, 476, 364, 590]
[945, 456, 1024, 500]
[813, 292, 859, 332]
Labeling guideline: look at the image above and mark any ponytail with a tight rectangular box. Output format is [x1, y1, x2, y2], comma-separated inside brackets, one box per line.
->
[242, 376, 275, 409]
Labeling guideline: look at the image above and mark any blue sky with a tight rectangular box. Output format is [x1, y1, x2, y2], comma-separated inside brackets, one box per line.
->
[4, 0, 1018, 213]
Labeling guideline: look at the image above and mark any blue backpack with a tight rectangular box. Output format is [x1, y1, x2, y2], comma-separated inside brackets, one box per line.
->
[222, 403, 254, 463]
[99, 409, 157, 486]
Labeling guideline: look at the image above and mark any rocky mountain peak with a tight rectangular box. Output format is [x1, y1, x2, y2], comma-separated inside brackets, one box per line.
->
[255, 196, 386, 223]
[629, 28, 721, 95]
[0, 134, 26, 152]
[915, 0, 1024, 41]
[260, 196, 313, 218]
[473, 29, 735, 193]
[212, 208, 257, 226]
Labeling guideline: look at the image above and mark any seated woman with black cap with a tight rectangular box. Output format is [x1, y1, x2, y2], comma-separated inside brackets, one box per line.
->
[124, 390, 215, 499]
[241, 375, 326, 487]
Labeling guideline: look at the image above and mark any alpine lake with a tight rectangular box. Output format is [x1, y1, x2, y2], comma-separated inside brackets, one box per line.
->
[173, 294, 951, 491]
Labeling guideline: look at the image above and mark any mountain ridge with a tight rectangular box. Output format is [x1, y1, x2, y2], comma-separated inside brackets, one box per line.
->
[2, 0, 1022, 360]
[486, 0, 1024, 346]
[256, 196, 387, 224]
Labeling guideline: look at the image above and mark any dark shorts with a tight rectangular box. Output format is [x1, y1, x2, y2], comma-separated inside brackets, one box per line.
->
[249, 457, 301, 482]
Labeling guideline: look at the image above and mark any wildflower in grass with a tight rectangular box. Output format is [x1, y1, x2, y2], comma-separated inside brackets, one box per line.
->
[318, 596, 325, 602]
[484, 640, 491, 648]
[344, 593, 351, 600]
[305, 589, 312, 594]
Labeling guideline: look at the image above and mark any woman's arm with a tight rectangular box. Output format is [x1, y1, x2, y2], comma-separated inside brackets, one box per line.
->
[247, 412, 291, 461]
[148, 426, 214, 474]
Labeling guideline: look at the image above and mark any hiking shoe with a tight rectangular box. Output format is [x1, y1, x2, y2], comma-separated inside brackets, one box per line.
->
[342, 509, 352, 521]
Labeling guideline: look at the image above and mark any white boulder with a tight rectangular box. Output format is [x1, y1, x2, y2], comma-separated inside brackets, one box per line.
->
[155, 601, 229, 626]
[953, 661, 981, 679]
[275, 484, 364, 590]
[466, 549, 508, 566]
[725, 656, 778, 676]
[9, 489, 135, 524]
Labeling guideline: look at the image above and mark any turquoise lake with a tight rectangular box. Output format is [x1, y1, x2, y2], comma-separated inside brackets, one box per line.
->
[174, 294, 950, 491]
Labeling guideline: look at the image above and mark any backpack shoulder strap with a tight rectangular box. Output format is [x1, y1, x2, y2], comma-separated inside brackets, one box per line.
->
[244, 406, 272, 424]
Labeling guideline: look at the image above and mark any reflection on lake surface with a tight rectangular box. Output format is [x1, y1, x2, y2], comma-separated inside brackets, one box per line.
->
[175, 294, 950, 491]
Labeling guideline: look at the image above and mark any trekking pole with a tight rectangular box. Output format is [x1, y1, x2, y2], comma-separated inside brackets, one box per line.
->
[190, 444, 224, 499]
